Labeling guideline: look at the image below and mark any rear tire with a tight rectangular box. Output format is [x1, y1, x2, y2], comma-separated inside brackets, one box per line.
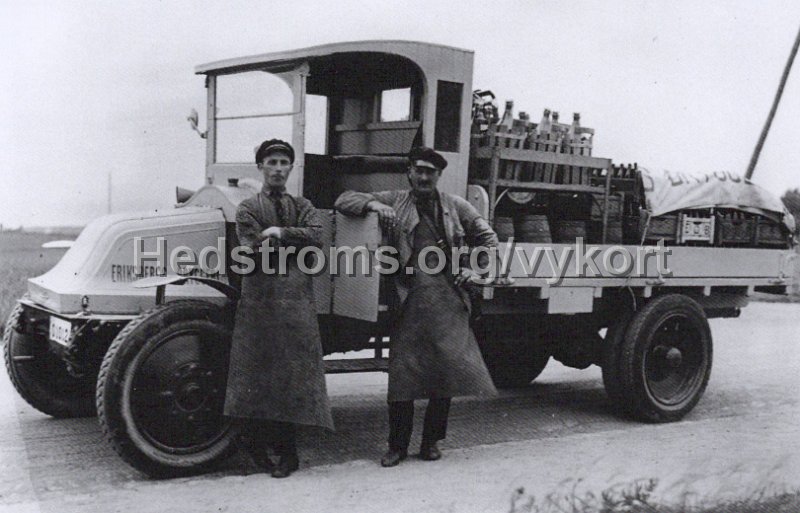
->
[96, 300, 239, 477]
[601, 307, 635, 413]
[618, 294, 712, 422]
[3, 304, 96, 418]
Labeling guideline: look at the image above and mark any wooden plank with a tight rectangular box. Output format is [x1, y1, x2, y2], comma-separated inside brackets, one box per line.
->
[487, 148, 501, 222]
[495, 243, 790, 281]
[471, 179, 603, 194]
[334, 120, 421, 131]
[324, 358, 389, 374]
[473, 146, 612, 169]
[500, 276, 785, 290]
[332, 213, 382, 322]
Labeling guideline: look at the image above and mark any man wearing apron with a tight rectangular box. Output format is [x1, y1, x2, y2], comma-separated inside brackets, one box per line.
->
[225, 139, 334, 478]
[335, 146, 498, 466]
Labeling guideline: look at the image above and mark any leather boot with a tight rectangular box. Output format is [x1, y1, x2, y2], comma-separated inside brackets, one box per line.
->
[271, 453, 299, 478]
[419, 442, 441, 461]
[380, 448, 408, 467]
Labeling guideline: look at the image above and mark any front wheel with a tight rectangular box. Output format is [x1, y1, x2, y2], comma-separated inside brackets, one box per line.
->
[618, 294, 713, 422]
[96, 300, 239, 477]
[3, 304, 96, 418]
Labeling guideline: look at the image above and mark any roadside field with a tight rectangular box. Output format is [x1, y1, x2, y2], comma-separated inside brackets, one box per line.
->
[0, 231, 70, 334]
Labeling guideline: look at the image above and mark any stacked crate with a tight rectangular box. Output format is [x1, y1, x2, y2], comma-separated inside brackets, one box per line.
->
[471, 109, 597, 187]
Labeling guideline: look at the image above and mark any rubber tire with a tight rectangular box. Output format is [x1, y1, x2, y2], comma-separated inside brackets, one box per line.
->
[476, 317, 550, 389]
[3, 304, 96, 418]
[601, 307, 635, 413]
[619, 294, 712, 423]
[96, 300, 239, 478]
[489, 349, 550, 389]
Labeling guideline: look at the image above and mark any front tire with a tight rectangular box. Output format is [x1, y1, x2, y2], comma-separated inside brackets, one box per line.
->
[3, 304, 96, 418]
[618, 294, 713, 422]
[96, 300, 239, 477]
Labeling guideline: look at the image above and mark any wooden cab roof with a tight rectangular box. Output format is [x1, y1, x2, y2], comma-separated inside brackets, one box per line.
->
[194, 40, 474, 84]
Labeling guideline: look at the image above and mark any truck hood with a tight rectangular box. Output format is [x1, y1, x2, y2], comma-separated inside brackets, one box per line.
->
[28, 207, 228, 315]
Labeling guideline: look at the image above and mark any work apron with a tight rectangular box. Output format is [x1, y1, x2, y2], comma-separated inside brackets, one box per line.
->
[224, 194, 334, 430]
[387, 209, 497, 402]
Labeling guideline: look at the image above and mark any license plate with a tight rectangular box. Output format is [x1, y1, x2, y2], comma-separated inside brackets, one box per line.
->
[49, 316, 72, 346]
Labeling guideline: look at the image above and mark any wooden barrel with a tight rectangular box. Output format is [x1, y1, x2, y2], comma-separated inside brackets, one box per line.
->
[494, 216, 515, 242]
[551, 220, 587, 242]
[516, 214, 551, 243]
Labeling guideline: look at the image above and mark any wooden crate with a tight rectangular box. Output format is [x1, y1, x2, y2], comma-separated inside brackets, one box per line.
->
[590, 194, 622, 220]
[622, 215, 642, 244]
[641, 214, 678, 242]
[715, 214, 756, 245]
[755, 218, 788, 247]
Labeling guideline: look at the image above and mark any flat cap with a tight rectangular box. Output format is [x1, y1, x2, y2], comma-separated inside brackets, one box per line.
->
[255, 138, 295, 164]
[408, 146, 448, 171]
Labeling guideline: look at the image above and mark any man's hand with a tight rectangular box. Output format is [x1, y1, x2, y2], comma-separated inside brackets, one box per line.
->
[367, 200, 397, 234]
[454, 268, 480, 287]
[261, 226, 282, 240]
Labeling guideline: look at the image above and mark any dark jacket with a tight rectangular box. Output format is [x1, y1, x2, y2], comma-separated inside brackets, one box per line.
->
[334, 189, 498, 309]
[224, 189, 334, 430]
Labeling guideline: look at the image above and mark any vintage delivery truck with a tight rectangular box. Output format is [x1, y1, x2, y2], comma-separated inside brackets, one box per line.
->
[3, 41, 796, 477]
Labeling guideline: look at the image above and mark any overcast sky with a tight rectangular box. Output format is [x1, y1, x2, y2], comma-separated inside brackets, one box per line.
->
[1, 0, 799, 228]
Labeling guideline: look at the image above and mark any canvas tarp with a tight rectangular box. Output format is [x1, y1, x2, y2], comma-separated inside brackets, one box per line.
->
[640, 168, 795, 232]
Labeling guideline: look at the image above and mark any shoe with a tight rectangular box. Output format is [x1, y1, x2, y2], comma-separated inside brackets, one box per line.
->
[380, 449, 408, 467]
[271, 454, 299, 478]
[419, 442, 441, 461]
[249, 452, 275, 472]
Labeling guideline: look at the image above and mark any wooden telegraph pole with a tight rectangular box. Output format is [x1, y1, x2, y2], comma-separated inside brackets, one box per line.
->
[745, 24, 800, 180]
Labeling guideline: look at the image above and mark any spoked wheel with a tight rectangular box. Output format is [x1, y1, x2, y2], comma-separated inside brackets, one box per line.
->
[97, 300, 239, 477]
[3, 304, 96, 418]
[619, 294, 712, 422]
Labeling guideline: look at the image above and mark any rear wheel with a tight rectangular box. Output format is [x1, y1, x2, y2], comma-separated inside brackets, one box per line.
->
[96, 300, 239, 477]
[618, 294, 712, 422]
[3, 304, 96, 418]
[601, 307, 635, 412]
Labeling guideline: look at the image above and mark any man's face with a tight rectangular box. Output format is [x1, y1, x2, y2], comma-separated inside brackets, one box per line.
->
[408, 163, 441, 196]
[258, 151, 293, 188]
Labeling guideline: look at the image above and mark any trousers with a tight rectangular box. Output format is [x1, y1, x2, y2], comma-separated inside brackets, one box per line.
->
[246, 420, 297, 457]
[387, 398, 451, 451]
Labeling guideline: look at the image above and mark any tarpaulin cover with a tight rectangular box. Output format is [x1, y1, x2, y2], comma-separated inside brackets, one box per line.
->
[640, 168, 795, 232]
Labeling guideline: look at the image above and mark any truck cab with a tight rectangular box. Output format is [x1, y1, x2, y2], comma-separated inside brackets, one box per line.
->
[194, 40, 475, 207]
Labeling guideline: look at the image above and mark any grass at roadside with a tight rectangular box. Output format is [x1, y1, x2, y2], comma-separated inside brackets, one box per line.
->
[509, 479, 799, 513]
[0, 231, 70, 335]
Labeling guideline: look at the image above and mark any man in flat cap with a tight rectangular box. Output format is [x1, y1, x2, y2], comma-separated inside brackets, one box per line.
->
[335, 146, 498, 466]
[225, 139, 333, 478]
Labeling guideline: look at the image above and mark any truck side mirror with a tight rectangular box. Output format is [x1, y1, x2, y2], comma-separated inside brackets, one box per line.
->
[187, 109, 207, 139]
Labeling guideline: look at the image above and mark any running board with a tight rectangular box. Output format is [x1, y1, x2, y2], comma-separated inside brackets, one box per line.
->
[324, 358, 389, 374]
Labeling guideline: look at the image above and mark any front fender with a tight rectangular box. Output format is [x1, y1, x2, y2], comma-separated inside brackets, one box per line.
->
[133, 276, 240, 302]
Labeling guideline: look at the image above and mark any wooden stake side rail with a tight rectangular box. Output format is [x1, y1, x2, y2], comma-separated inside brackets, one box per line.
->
[479, 244, 794, 313]
[469, 146, 615, 236]
[472, 146, 612, 169]
[471, 178, 604, 194]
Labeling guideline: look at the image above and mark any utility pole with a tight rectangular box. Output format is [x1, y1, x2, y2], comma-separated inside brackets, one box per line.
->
[745, 24, 800, 180]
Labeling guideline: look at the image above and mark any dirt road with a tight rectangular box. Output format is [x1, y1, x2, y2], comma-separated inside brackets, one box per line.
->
[1, 302, 798, 512]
